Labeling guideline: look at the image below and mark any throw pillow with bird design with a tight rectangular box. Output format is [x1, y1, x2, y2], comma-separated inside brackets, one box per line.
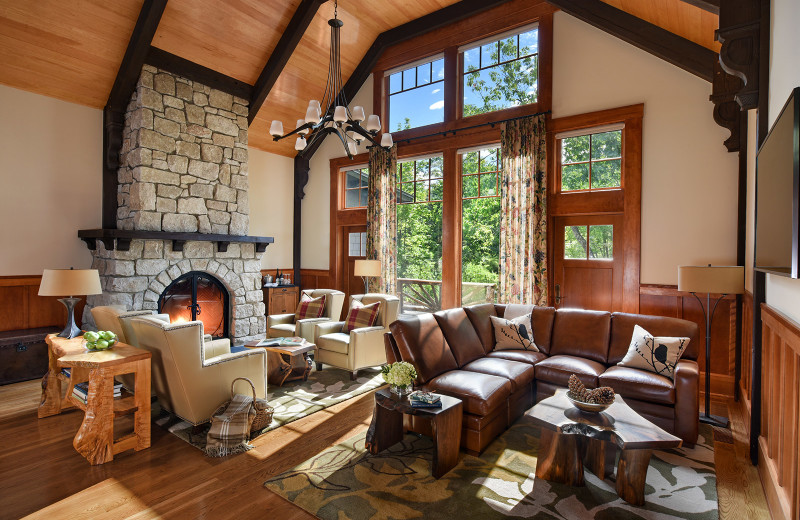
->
[490, 314, 539, 351]
[618, 324, 690, 380]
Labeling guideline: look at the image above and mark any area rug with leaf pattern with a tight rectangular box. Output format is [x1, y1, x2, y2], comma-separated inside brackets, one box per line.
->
[154, 367, 385, 451]
[264, 418, 718, 519]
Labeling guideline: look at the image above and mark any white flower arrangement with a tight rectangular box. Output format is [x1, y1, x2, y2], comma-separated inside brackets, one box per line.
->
[381, 361, 417, 388]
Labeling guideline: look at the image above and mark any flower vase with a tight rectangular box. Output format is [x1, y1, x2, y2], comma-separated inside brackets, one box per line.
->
[391, 384, 412, 397]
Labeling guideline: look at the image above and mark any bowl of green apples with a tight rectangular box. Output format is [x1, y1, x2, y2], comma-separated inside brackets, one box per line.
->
[84, 330, 118, 351]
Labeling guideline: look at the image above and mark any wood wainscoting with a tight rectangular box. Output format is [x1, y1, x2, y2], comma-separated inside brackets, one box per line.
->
[0, 276, 84, 333]
[260, 269, 334, 293]
[639, 284, 735, 398]
[740, 291, 754, 427]
[757, 303, 800, 520]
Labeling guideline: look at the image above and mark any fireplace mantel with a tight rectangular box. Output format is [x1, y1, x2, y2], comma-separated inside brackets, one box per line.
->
[78, 229, 274, 253]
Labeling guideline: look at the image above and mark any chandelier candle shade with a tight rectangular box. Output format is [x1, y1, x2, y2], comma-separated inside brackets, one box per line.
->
[677, 264, 744, 429]
[268, 0, 392, 159]
[38, 268, 102, 339]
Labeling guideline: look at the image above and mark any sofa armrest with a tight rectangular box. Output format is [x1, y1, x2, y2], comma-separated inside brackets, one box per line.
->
[296, 317, 332, 343]
[673, 359, 699, 446]
[315, 320, 346, 341]
[204, 338, 231, 359]
[350, 326, 389, 368]
[268, 313, 296, 328]
[204, 348, 268, 399]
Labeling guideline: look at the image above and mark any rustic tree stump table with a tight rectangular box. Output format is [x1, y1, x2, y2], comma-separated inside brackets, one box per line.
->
[365, 388, 462, 479]
[527, 388, 682, 505]
[244, 340, 314, 387]
[39, 334, 152, 465]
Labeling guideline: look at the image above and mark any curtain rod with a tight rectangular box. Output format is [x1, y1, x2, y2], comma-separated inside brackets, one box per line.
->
[394, 110, 551, 146]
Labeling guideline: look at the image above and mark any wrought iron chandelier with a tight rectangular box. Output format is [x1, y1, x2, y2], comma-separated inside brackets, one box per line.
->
[269, 0, 393, 158]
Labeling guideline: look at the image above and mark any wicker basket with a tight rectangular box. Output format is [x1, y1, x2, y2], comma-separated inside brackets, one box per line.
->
[231, 377, 274, 432]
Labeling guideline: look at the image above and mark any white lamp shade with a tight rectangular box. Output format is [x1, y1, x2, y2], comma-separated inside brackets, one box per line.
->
[308, 100, 321, 112]
[677, 265, 744, 294]
[295, 136, 307, 150]
[366, 114, 381, 132]
[269, 120, 284, 137]
[347, 141, 358, 156]
[305, 106, 321, 124]
[39, 269, 102, 296]
[333, 105, 347, 122]
[354, 259, 381, 277]
[296, 119, 309, 135]
[380, 133, 394, 148]
[351, 106, 366, 121]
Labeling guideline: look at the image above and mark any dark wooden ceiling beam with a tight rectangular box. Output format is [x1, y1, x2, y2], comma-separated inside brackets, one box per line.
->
[546, 0, 716, 83]
[145, 47, 253, 100]
[248, 0, 329, 124]
[677, 0, 720, 15]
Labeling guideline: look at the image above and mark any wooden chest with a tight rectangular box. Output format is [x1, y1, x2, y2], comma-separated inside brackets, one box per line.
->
[263, 285, 299, 316]
[0, 327, 60, 385]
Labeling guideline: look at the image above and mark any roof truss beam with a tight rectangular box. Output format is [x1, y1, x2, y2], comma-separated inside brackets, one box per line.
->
[677, 0, 720, 15]
[145, 47, 253, 100]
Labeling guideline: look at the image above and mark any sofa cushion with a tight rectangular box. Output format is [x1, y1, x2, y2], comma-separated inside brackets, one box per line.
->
[390, 314, 459, 384]
[609, 312, 699, 364]
[295, 293, 326, 320]
[535, 355, 606, 388]
[502, 304, 535, 319]
[617, 325, 690, 380]
[434, 308, 485, 367]
[600, 365, 675, 405]
[490, 314, 538, 351]
[462, 357, 535, 392]
[424, 369, 512, 416]
[550, 309, 611, 364]
[486, 349, 548, 365]
[342, 301, 381, 333]
[268, 323, 296, 336]
[492, 305, 556, 354]
[464, 303, 498, 353]
[316, 332, 350, 355]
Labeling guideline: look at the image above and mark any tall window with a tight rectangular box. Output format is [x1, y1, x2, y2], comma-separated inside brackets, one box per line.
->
[396, 156, 444, 313]
[560, 129, 622, 192]
[462, 25, 538, 117]
[388, 56, 445, 131]
[461, 147, 501, 305]
[343, 166, 368, 208]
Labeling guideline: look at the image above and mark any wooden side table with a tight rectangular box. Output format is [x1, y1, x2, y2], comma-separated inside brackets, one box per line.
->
[39, 334, 152, 465]
[365, 388, 462, 478]
[263, 285, 299, 316]
[244, 340, 314, 386]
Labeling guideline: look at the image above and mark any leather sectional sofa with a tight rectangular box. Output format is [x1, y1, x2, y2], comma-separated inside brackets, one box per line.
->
[384, 304, 699, 454]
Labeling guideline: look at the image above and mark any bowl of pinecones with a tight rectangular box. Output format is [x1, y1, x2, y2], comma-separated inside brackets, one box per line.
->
[567, 374, 616, 413]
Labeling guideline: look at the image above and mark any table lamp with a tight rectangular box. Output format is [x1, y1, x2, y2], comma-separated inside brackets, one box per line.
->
[38, 268, 102, 339]
[678, 264, 744, 428]
[354, 259, 381, 294]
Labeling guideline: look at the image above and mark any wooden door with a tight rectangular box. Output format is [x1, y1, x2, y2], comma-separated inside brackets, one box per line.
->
[340, 225, 368, 304]
[553, 214, 623, 312]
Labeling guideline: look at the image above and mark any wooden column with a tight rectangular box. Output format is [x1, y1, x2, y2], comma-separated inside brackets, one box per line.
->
[294, 156, 311, 287]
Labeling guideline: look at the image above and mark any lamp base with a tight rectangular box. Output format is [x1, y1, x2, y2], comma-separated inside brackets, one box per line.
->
[699, 412, 729, 429]
[56, 297, 83, 339]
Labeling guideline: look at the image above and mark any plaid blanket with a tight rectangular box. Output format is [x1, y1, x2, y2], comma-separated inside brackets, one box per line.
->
[205, 393, 256, 457]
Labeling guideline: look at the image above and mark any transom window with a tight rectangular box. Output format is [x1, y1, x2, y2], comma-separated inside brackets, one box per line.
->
[560, 129, 622, 192]
[564, 225, 613, 259]
[398, 156, 444, 203]
[388, 56, 445, 131]
[462, 25, 539, 117]
[348, 231, 367, 257]
[343, 166, 368, 208]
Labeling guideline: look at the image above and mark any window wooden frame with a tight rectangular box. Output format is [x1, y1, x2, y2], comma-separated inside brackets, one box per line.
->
[558, 130, 624, 193]
[342, 165, 370, 209]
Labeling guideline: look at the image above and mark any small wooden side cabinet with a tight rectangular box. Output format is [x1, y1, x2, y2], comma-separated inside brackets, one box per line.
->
[39, 334, 152, 465]
[263, 285, 299, 315]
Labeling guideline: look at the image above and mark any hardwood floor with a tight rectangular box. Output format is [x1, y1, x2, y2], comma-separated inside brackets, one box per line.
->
[0, 380, 771, 520]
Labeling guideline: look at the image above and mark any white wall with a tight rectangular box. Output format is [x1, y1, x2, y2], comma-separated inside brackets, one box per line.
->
[553, 12, 739, 285]
[0, 84, 101, 275]
[303, 75, 373, 269]
[763, 0, 800, 323]
[248, 148, 294, 269]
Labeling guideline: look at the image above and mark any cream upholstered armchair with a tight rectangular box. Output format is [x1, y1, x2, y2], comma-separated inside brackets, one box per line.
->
[268, 289, 345, 343]
[314, 293, 400, 380]
[130, 317, 267, 425]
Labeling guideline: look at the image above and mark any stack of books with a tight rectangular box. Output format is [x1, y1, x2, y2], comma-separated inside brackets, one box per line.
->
[71, 381, 123, 404]
[409, 391, 442, 409]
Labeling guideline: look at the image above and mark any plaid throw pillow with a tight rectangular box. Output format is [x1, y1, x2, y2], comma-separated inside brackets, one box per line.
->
[341, 301, 381, 333]
[295, 294, 326, 320]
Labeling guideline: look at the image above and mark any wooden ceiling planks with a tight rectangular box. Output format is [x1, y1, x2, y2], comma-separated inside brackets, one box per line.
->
[600, 0, 720, 51]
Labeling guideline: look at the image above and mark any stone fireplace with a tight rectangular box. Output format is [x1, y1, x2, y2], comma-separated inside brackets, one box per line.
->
[83, 65, 269, 344]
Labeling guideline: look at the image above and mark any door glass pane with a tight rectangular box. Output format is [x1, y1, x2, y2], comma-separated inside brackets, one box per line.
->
[589, 225, 613, 259]
[564, 226, 588, 259]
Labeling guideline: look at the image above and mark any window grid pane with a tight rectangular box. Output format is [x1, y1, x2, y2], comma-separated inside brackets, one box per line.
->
[560, 130, 622, 192]
[389, 57, 446, 131]
[397, 157, 444, 205]
[343, 168, 368, 208]
[463, 148, 501, 200]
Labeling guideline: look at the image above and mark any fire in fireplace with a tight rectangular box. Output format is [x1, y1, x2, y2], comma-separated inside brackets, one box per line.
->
[159, 272, 230, 339]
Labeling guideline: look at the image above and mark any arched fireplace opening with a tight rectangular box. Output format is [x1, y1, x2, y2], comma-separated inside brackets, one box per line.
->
[159, 271, 230, 339]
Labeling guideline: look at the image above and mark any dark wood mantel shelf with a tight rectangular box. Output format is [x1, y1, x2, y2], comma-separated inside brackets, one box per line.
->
[77, 229, 274, 253]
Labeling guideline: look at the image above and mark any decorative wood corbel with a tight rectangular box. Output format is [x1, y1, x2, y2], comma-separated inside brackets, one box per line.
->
[716, 0, 760, 110]
[710, 61, 744, 152]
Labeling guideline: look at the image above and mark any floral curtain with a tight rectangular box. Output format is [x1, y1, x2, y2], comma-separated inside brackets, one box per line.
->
[499, 114, 547, 305]
[366, 145, 398, 295]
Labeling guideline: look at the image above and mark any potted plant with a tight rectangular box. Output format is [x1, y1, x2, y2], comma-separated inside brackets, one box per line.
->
[381, 361, 417, 396]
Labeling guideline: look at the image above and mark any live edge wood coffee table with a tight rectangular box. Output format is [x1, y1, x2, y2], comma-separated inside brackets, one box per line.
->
[527, 389, 682, 505]
[365, 388, 463, 479]
[39, 334, 152, 465]
[244, 340, 314, 387]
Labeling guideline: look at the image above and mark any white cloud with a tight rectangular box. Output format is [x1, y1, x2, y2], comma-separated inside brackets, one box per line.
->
[429, 100, 444, 110]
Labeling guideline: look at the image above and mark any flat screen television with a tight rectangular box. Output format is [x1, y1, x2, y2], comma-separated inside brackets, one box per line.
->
[755, 86, 800, 278]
